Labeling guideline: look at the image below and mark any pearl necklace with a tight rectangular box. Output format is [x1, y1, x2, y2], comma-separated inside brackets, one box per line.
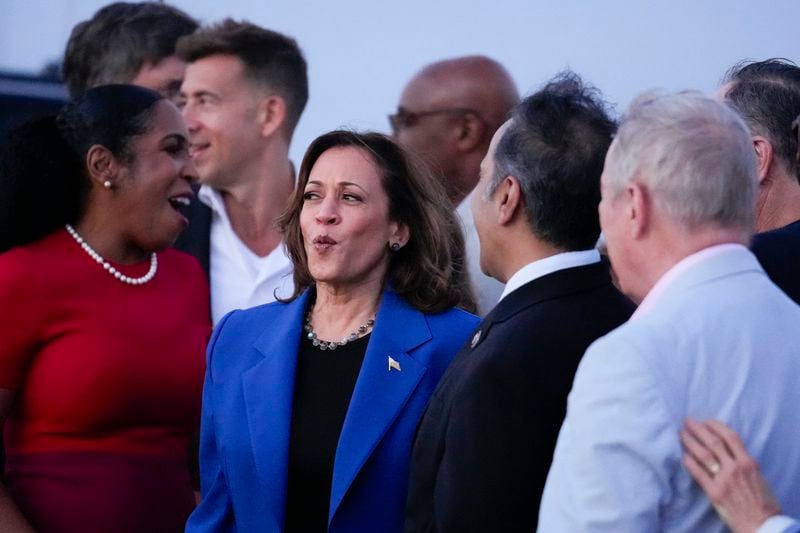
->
[65, 224, 157, 285]
[304, 306, 375, 351]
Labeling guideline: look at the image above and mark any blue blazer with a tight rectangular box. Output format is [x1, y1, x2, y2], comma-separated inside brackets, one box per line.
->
[185, 288, 478, 533]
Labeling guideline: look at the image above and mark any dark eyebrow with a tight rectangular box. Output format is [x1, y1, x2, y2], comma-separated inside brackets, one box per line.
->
[339, 181, 368, 194]
[304, 180, 369, 194]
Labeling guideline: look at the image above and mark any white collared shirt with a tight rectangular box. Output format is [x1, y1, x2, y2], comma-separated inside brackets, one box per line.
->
[499, 249, 601, 302]
[199, 185, 294, 325]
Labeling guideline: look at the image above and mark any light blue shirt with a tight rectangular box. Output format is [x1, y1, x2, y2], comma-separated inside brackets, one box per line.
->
[538, 245, 800, 532]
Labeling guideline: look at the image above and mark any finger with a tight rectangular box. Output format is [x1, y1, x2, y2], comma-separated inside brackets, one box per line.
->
[685, 419, 732, 468]
[705, 419, 747, 461]
[683, 451, 715, 494]
[680, 428, 721, 476]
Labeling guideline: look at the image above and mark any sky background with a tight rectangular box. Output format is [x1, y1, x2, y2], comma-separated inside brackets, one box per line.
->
[1, 0, 798, 163]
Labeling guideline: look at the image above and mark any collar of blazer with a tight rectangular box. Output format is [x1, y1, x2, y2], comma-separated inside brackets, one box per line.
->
[243, 284, 433, 527]
[471, 261, 613, 350]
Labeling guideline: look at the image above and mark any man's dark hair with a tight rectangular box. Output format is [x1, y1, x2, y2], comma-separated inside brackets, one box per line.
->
[489, 71, 616, 250]
[63, 2, 198, 98]
[176, 19, 308, 137]
[723, 58, 800, 182]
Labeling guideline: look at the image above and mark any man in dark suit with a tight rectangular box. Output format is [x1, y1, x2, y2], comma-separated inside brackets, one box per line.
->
[405, 72, 635, 532]
[721, 59, 800, 303]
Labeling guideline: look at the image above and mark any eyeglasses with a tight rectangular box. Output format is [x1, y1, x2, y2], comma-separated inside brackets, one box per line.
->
[388, 107, 481, 132]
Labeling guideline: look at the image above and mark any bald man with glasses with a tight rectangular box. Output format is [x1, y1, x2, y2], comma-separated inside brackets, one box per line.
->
[391, 56, 519, 315]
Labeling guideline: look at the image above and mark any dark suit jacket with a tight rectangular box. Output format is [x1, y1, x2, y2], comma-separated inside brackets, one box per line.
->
[752, 219, 800, 305]
[173, 186, 212, 276]
[405, 261, 635, 533]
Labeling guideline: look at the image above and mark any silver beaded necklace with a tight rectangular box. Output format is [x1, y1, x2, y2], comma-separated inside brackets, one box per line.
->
[304, 305, 375, 351]
[65, 224, 158, 286]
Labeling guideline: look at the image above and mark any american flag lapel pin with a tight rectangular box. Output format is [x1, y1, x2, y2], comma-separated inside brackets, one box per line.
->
[388, 356, 401, 372]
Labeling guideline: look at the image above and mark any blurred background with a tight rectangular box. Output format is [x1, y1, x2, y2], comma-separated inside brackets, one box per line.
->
[1, 0, 798, 162]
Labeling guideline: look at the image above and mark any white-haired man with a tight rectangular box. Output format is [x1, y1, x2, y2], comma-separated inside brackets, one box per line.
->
[538, 92, 800, 532]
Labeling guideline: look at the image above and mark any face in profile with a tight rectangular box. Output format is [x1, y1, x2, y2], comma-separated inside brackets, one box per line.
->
[597, 144, 632, 296]
[471, 121, 509, 281]
[300, 146, 407, 290]
[113, 100, 196, 251]
[180, 54, 267, 189]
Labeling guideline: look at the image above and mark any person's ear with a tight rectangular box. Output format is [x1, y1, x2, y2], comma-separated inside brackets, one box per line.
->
[627, 181, 650, 239]
[496, 175, 522, 226]
[388, 221, 410, 250]
[454, 112, 486, 153]
[753, 136, 774, 184]
[85, 145, 120, 190]
[257, 95, 287, 138]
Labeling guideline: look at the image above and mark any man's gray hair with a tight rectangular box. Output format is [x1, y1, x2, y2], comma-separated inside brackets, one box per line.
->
[606, 91, 757, 234]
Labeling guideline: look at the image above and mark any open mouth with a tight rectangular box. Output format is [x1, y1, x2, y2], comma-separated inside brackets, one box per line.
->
[168, 194, 193, 222]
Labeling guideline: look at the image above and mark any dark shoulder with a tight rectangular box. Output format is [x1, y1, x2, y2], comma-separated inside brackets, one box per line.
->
[752, 220, 800, 253]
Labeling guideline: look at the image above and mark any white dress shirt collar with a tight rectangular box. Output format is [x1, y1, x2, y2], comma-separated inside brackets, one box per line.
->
[499, 249, 601, 302]
[198, 185, 294, 325]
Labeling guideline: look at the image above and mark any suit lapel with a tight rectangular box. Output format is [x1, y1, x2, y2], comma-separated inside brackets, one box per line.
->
[241, 290, 311, 530]
[329, 290, 431, 521]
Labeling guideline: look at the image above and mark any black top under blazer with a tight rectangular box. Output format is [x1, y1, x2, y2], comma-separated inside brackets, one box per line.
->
[405, 260, 635, 533]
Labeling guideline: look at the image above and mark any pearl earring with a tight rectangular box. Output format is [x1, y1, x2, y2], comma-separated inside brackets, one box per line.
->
[390, 242, 401, 251]
[103, 180, 113, 189]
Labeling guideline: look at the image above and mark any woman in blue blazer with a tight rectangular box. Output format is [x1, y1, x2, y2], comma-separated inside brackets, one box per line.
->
[186, 131, 479, 533]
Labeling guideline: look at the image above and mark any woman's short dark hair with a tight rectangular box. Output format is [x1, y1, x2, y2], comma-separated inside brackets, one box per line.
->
[0, 84, 163, 253]
[280, 130, 476, 314]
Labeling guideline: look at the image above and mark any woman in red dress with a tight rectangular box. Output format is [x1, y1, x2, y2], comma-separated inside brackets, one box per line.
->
[0, 84, 210, 532]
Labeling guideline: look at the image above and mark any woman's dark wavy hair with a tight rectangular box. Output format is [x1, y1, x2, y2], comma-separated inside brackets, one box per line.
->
[279, 130, 476, 314]
[0, 84, 163, 253]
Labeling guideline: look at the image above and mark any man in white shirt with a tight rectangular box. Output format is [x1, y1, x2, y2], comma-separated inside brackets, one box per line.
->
[539, 91, 800, 531]
[391, 56, 519, 315]
[175, 20, 306, 324]
[405, 72, 634, 532]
